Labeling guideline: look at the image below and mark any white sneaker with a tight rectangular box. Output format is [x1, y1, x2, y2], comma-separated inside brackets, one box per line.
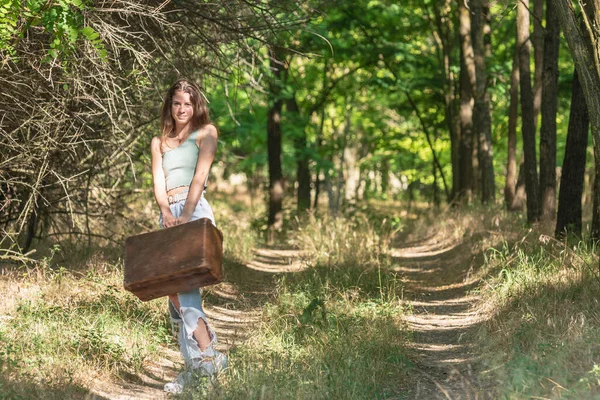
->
[163, 370, 190, 394]
[163, 353, 228, 393]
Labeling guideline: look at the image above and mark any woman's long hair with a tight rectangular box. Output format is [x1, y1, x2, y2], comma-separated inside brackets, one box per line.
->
[160, 79, 211, 143]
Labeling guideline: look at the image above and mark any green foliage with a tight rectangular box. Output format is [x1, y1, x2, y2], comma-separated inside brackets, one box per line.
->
[202, 0, 580, 206]
[0, 0, 106, 61]
[211, 193, 262, 263]
[0, 0, 18, 55]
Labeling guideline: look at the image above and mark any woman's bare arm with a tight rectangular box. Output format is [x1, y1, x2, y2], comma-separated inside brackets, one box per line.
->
[151, 137, 177, 227]
[178, 124, 218, 223]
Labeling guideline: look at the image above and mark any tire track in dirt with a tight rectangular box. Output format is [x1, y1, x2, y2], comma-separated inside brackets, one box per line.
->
[391, 234, 494, 399]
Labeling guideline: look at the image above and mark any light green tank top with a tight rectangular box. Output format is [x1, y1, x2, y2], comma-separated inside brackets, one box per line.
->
[162, 130, 200, 191]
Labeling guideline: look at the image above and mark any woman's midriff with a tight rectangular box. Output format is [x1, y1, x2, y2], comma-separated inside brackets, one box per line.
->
[167, 186, 189, 197]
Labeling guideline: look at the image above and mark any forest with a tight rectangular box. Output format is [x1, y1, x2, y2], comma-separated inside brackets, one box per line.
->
[1, 0, 600, 398]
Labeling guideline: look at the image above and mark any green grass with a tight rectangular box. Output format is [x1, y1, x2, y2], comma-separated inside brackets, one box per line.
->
[192, 212, 412, 399]
[202, 270, 410, 399]
[210, 193, 261, 263]
[0, 259, 172, 399]
[7, 196, 600, 399]
[476, 232, 600, 399]
[0, 196, 412, 399]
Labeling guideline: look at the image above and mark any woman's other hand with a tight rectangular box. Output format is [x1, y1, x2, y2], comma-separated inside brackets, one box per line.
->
[176, 214, 191, 225]
[162, 212, 179, 228]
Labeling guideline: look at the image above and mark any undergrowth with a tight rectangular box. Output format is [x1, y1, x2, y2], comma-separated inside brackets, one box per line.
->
[195, 211, 411, 399]
[10, 197, 600, 399]
[477, 230, 600, 399]
[290, 212, 395, 268]
[0, 256, 171, 399]
[202, 266, 410, 399]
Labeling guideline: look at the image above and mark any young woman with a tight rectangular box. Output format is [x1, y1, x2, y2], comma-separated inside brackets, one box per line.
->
[151, 79, 227, 393]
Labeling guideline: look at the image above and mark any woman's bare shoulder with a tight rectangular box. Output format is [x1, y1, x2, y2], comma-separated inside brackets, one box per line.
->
[196, 124, 218, 143]
[200, 123, 217, 136]
[151, 136, 163, 153]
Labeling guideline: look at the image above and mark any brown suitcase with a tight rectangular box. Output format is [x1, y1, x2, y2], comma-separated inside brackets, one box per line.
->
[123, 218, 223, 302]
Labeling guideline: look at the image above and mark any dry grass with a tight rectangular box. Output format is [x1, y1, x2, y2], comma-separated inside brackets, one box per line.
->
[386, 203, 600, 398]
[474, 221, 600, 398]
[290, 212, 392, 268]
[0, 253, 172, 398]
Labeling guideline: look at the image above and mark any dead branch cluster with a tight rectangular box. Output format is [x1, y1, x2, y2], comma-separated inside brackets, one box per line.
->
[0, 0, 311, 262]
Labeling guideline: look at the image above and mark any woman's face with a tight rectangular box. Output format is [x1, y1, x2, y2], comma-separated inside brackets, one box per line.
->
[171, 90, 194, 128]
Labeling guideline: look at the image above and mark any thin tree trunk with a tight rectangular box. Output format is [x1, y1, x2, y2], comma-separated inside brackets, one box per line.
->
[433, 159, 440, 207]
[513, 156, 527, 209]
[555, 71, 589, 238]
[334, 111, 351, 215]
[518, 0, 541, 222]
[313, 108, 325, 210]
[381, 160, 389, 194]
[405, 93, 450, 200]
[458, 0, 476, 202]
[472, 127, 480, 197]
[472, 0, 495, 203]
[287, 95, 311, 213]
[344, 146, 360, 202]
[505, 43, 520, 209]
[532, 0, 544, 128]
[313, 64, 329, 211]
[539, 0, 560, 220]
[432, 1, 459, 201]
[356, 168, 365, 200]
[267, 46, 285, 242]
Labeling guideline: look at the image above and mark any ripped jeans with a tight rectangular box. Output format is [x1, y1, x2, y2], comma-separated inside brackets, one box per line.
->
[159, 193, 219, 368]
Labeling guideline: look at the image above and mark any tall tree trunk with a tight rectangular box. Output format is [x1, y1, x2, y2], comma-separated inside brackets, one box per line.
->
[287, 95, 311, 213]
[344, 146, 360, 202]
[532, 0, 544, 128]
[514, 156, 528, 209]
[457, 0, 476, 202]
[381, 160, 390, 195]
[333, 111, 352, 214]
[313, 65, 329, 211]
[472, 119, 480, 197]
[553, 0, 600, 238]
[505, 44, 520, 209]
[432, 1, 459, 201]
[518, 0, 541, 222]
[267, 46, 285, 242]
[433, 159, 440, 207]
[593, 159, 600, 239]
[539, 0, 560, 220]
[472, 0, 495, 203]
[555, 71, 589, 238]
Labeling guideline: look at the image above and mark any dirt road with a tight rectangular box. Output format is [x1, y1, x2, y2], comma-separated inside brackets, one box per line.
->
[392, 233, 493, 399]
[94, 235, 493, 399]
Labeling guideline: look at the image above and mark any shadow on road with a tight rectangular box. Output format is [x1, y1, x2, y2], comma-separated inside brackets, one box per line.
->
[391, 232, 496, 399]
